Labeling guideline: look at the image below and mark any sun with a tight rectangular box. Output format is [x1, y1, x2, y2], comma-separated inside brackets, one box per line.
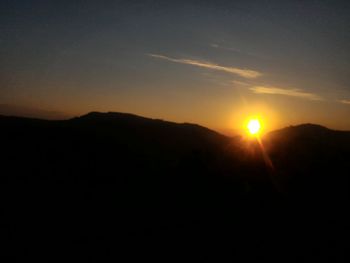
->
[247, 119, 261, 135]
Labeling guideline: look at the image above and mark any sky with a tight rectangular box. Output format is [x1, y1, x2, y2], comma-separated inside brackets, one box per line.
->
[1, 0, 350, 134]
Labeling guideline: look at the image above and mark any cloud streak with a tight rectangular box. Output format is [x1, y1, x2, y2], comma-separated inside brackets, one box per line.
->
[210, 43, 268, 60]
[148, 54, 262, 79]
[339, 99, 350, 105]
[250, 86, 322, 101]
[232, 80, 250, 87]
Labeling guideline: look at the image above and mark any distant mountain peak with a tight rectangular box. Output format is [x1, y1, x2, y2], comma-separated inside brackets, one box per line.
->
[0, 104, 70, 120]
[78, 111, 144, 119]
[77, 111, 209, 128]
[268, 123, 330, 135]
[72, 111, 226, 139]
[292, 123, 329, 130]
[264, 123, 336, 144]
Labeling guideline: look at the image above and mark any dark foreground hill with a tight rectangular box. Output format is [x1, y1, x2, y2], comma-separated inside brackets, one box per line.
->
[0, 113, 348, 260]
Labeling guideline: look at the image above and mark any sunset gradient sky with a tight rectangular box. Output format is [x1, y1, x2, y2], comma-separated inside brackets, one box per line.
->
[1, 0, 350, 134]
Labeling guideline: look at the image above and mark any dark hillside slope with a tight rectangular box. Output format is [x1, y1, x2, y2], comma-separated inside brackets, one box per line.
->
[264, 124, 349, 196]
[0, 114, 348, 260]
[0, 113, 252, 259]
[262, 124, 348, 261]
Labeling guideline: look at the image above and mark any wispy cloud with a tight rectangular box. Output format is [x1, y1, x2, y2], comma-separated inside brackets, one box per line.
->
[250, 86, 322, 101]
[210, 43, 242, 53]
[148, 54, 262, 79]
[339, 99, 350, 105]
[210, 43, 268, 60]
[232, 80, 250, 87]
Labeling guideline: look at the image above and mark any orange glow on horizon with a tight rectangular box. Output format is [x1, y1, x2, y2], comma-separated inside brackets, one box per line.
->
[229, 102, 281, 136]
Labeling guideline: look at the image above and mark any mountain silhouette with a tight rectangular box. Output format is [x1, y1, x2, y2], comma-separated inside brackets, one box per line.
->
[0, 104, 70, 120]
[0, 112, 347, 260]
[264, 124, 349, 195]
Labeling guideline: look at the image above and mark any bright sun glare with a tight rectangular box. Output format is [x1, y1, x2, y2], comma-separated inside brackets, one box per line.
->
[247, 119, 261, 135]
